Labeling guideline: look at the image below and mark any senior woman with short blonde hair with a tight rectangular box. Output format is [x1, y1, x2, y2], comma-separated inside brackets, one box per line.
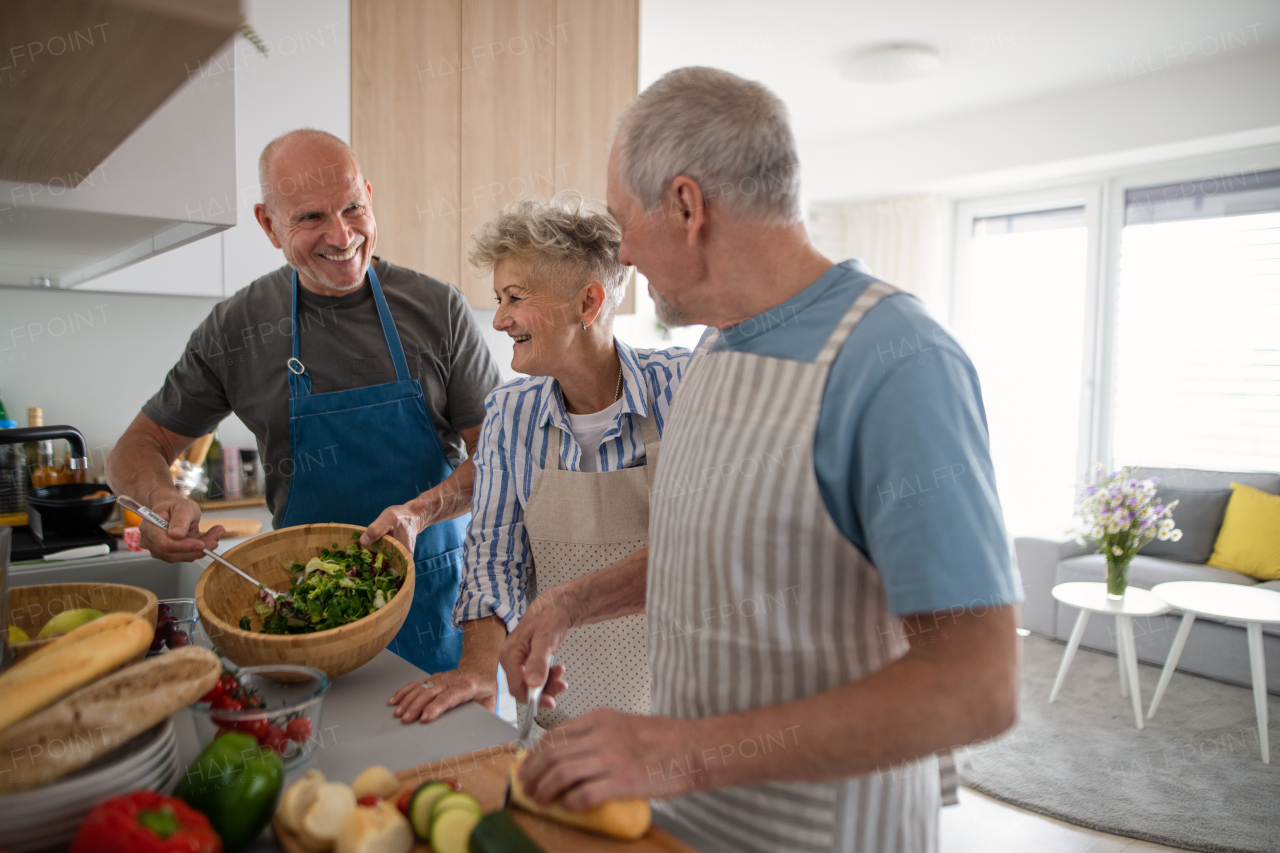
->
[389, 192, 691, 725]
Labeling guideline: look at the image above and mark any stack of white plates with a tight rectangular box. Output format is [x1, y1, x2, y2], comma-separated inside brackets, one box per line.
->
[0, 719, 181, 853]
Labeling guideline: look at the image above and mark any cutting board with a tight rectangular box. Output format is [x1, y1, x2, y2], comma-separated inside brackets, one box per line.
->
[271, 743, 697, 853]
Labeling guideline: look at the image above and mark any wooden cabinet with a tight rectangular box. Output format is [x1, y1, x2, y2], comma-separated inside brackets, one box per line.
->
[352, 0, 639, 310]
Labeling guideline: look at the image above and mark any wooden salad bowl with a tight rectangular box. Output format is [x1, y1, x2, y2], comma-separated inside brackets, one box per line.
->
[195, 523, 415, 678]
[8, 582, 158, 664]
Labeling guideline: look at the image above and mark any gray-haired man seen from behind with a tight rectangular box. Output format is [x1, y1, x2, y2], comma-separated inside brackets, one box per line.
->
[498, 67, 1023, 852]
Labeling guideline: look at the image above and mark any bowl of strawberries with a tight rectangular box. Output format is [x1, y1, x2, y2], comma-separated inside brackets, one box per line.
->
[190, 664, 330, 769]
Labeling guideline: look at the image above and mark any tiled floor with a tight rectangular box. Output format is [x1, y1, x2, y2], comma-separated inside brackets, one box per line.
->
[941, 787, 1187, 853]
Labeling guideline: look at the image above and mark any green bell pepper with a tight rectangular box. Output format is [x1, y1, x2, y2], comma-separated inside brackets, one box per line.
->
[174, 732, 285, 852]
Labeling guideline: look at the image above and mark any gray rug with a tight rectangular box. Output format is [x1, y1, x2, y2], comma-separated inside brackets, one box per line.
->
[962, 635, 1280, 853]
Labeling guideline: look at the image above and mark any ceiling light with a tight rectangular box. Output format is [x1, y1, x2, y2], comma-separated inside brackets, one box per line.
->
[840, 43, 942, 84]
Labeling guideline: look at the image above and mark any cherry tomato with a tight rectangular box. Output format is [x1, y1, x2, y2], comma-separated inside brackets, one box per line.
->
[285, 717, 312, 743]
[262, 725, 289, 755]
[357, 795, 381, 807]
[239, 718, 270, 740]
[395, 788, 413, 816]
[211, 695, 243, 712]
[199, 681, 225, 704]
[219, 673, 239, 694]
[441, 777, 462, 792]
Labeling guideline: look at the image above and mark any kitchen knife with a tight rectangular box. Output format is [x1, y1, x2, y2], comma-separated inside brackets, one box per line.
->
[504, 654, 554, 809]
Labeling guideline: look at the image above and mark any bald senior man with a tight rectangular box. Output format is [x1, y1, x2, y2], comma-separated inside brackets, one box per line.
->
[501, 69, 1021, 852]
[107, 129, 502, 674]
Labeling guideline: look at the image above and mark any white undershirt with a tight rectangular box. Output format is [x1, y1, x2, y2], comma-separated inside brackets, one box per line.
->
[564, 397, 626, 473]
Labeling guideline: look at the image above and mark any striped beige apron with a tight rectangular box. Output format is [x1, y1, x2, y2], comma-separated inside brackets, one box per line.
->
[648, 281, 941, 853]
[521, 407, 658, 728]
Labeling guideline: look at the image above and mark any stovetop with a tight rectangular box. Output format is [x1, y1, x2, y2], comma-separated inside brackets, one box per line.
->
[7, 525, 117, 562]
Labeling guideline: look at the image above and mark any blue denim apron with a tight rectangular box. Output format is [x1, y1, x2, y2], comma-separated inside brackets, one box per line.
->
[278, 266, 467, 674]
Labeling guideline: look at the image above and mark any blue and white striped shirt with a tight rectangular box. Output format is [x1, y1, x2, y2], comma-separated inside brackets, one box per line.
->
[452, 340, 691, 629]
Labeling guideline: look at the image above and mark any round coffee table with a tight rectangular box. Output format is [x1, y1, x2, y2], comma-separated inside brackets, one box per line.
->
[1049, 582, 1172, 729]
[1148, 581, 1280, 763]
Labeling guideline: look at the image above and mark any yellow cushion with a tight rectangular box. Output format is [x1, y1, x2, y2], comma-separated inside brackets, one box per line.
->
[1207, 482, 1280, 581]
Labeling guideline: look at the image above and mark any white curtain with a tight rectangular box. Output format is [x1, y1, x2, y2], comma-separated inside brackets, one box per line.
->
[808, 195, 952, 319]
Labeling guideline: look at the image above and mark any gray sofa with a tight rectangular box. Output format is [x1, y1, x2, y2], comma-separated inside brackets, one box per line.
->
[1015, 467, 1280, 693]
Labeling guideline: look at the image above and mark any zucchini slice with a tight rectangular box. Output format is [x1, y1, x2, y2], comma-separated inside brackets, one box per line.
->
[408, 781, 453, 841]
[430, 791, 483, 826]
[430, 807, 482, 853]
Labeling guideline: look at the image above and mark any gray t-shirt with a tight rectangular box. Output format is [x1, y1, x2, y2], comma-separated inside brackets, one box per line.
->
[142, 258, 502, 527]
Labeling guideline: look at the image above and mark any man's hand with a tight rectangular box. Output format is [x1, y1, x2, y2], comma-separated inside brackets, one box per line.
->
[361, 500, 427, 552]
[519, 710, 700, 810]
[518, 605, 1020, 812]
[141, 494, 224, 563]
[499, 590, 575, 704]
[390, 668, 497, 723]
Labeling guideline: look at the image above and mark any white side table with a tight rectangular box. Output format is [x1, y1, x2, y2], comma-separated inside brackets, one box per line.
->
[1049, 582, 1172, 729]
[1148, 581, 1280, 763]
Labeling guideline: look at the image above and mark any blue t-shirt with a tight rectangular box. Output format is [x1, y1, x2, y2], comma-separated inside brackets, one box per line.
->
[698, 259, 1022, 617]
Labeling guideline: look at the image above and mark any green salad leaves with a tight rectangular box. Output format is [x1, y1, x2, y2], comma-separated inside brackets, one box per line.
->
[239, 534, 405, 635]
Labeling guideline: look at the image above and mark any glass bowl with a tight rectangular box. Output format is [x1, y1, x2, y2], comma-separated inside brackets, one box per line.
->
[148, 598, 200, 655]
[189, 664, 330, 770]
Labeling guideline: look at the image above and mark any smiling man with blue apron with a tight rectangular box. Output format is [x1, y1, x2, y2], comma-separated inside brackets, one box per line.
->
[114, 131, 501, 679]
[279, 266, 471, 673]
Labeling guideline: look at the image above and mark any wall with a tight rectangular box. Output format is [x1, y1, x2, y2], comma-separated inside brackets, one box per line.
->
[0, 286, 222, 476]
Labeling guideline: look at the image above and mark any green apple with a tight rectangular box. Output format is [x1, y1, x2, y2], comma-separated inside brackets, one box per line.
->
[37, 608, 105, 639]
[8, 624, 29, 643]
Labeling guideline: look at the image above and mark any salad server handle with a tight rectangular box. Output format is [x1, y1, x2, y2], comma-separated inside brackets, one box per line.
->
[119, 496, 276, 601]
[203, 548, 278, 601]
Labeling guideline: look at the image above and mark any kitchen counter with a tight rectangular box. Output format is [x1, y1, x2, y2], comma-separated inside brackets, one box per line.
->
[169, 649, 518, 851]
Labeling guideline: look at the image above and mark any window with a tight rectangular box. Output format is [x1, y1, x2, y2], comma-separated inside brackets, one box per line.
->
[1112, 169, 1280, 472]
[959, 204, 1090, 537]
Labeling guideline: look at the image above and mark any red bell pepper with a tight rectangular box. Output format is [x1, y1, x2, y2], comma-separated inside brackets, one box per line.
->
[70, 790, 222, 853]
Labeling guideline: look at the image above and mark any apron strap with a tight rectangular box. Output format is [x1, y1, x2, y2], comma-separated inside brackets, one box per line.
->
[287, 264, 412, 399]
[366, 264, 413, 383]
[288, 271, 312, 398]
[814, 280, 901, 367]
[547, 424, 564, 472]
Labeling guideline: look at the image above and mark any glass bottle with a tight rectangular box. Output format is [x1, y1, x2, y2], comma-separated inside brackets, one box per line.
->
[27, 407, 59, 489]
[0, 417, 25, 515]
[204, 431, 225, 500]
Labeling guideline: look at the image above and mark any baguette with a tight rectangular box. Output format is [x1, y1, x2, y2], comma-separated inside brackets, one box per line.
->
[21, 611, 140, 667]
[508, 751, 651, 840]
[0, 646, 220, 794]
[0, 613, 153, 732]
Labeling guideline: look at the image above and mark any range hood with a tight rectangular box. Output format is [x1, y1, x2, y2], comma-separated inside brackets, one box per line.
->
[0, 0, 241, 289]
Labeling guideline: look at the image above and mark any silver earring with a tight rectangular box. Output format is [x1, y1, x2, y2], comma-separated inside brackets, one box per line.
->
[581, 320, 587, 331]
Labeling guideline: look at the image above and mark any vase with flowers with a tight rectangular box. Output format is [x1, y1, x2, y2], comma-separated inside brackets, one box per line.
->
[1069, 465, 1182, 598]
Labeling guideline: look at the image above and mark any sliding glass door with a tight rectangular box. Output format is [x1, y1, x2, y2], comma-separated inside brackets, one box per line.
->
[953, 191, 1099, 538]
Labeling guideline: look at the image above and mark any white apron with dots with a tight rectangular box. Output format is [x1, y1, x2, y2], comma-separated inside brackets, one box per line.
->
[520, 403, 659, 728]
